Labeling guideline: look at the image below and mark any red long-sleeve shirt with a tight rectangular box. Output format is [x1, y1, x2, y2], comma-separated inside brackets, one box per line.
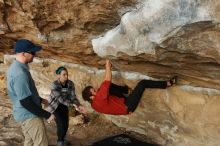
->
[91, 81, 128, 115]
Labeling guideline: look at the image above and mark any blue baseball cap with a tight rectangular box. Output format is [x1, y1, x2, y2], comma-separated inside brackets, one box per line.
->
[15, 39, 42, 53]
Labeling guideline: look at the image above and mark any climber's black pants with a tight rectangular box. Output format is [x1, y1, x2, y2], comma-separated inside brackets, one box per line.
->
[109, 83, 128, 98]
[109, 80, 167, 113]
[125, 80, 167, 112]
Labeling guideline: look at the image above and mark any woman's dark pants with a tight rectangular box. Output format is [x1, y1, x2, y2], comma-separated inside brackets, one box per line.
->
[54, 104, 69, 143]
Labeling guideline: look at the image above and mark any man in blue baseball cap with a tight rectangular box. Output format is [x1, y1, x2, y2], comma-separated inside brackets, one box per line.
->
[14, 39, 42, 63]
[7, 39, 55, 146]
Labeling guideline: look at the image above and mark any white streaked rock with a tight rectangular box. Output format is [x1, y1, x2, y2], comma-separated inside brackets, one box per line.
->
[92, 0, 212, 57]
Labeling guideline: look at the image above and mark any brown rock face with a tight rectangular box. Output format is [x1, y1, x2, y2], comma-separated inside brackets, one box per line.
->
[2, 0, 220, 146]
[1, 0, 220, 89]
[0, 0, 137, 66]
[2, 55, 220, 146]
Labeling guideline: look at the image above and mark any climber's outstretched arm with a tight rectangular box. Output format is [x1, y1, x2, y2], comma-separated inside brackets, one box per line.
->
[104, 59, 112, 81]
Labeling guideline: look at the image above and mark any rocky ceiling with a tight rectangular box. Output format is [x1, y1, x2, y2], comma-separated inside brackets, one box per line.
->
[1, 0, 220, 89]
[0, 0, 137, 65]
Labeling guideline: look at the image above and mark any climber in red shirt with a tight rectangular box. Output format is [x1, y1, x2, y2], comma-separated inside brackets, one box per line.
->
[82, 59, 176, 115]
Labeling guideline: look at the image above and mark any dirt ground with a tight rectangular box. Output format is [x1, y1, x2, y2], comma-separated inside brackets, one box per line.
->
[47, 114, 127, 146]
[0, 91, 155, 146]
[0, 112, 155, 146]
[48, 113, 157, 146]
